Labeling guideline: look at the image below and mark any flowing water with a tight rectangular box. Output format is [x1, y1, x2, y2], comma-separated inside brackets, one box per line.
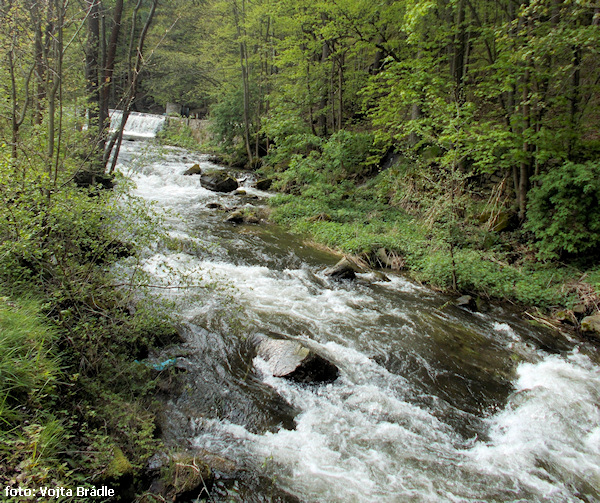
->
[114, 116, 600, 503]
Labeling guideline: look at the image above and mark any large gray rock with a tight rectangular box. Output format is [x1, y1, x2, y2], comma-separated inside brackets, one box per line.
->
[200, 171, 239, 193]
[456, 295, 478, 311]
[324, 257, 361, 280]
[581, 314, 600, 340]
[256, 337, 339, 384]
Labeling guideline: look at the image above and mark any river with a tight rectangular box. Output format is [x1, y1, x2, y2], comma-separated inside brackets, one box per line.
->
[114, 115, 600, 502]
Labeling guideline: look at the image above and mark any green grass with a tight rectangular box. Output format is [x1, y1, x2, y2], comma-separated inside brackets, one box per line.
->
[0, 297, 72, 487]
[266, 170, 595, 309]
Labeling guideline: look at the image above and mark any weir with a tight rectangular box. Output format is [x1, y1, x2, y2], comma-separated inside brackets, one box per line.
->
[109, 109, 166, 139]
[115, 113, 600, 502]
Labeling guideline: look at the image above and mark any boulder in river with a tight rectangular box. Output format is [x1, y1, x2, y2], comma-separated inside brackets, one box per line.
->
[183, 164, 202, 176]
[225, 209, 261, 224]
[225, 210, 245, 224]
[200, 171, 239, 193]
[581, 314, 600, 340]
[256, 337, 339, 384]
[255, 178, 272, 191]
[324, 257, 362, 280]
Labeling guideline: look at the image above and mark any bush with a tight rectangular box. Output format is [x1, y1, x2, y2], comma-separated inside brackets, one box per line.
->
[526, 161, 600, 259]
[157, 120, 200, 150]
[321, 130, 375, 179]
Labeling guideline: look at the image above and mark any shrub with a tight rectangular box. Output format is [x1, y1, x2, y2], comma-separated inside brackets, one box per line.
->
[321, 130, 375, 179]
[526, 161, 600, 259]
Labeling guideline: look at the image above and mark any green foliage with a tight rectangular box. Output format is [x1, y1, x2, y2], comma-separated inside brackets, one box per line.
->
[0, 298, 59, 423]
[157, 120, 201, 150]
[321, 130, 375, 178]
[0, 139, 174, 493]
[526, 161, 600, 259]
[0, 298, 73, 488]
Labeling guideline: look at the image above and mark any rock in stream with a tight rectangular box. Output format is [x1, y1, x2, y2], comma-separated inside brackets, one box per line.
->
[255, 336, 339, 384]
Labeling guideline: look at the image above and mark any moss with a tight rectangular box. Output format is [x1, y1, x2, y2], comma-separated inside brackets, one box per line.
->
[105, 446, 134, 479]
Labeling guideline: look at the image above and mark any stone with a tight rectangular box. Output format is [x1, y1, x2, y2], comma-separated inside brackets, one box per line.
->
[234, 189, 247, 195]
[456, 295, 477, 311]
[206, 202, 223, 210]
[581, 314, 600, 340]
[74, 170, 114, 190]
[573, 304, 588, 316]
[200, 171, 238, 193]
[255, 178, 272, 190]
[372, 271, 391, 282]
[324, 257, 360, 280]
[554, 310, 576, 325]
[225, 209, 260, 224]
[256, 337, 339, 384]
[183, 164, 202, 176]
[225, 210, 245, 224]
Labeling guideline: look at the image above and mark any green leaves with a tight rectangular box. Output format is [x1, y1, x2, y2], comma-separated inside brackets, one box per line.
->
[526, 161, 600, 259]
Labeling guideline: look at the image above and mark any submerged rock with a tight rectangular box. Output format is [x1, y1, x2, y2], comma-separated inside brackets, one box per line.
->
[183, 164, 202, 176]
[324, 257, 361, 280]
[581, 314, 600, 340]
[256, 337, 339, 384]
[200, 171, 239, 193]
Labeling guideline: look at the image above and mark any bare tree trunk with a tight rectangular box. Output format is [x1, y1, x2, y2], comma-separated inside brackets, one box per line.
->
[318, 37, 330, 136]
[107, 0, 157, 174]
[518, 49, 531, 221]
[85, 0, 102, 171]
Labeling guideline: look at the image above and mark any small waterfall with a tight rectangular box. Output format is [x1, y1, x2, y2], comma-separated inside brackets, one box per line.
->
[109, 109, 166, 139]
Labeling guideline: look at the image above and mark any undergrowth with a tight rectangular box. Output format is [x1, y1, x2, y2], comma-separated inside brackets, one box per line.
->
[262, 136, 599, 310]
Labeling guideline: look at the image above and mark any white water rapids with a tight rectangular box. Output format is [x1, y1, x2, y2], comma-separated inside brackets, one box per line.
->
[115, 117, 600, 503]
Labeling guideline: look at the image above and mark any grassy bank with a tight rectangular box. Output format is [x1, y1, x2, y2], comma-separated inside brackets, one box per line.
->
[261, 156, 600, 315]
[0, 155, 179, 498]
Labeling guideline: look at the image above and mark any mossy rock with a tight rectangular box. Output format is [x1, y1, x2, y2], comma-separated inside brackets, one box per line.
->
[183, 164, 202, 176]
[158, 452, 213, 501]
[105, 446, 133, 479]
[255, 178, 272, 190]
[581, 314, 600, 341]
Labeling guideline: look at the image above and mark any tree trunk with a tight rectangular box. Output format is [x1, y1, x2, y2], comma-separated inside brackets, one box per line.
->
[85, 0, 102, 171]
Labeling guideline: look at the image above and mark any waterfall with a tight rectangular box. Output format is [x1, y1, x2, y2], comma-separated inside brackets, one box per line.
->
[109, 109, 166, 139]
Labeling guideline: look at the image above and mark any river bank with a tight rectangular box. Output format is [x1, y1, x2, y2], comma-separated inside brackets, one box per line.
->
[257, 160, 600, 340]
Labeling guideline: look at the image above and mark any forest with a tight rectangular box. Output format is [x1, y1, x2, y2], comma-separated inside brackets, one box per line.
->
[0, 0, 599, 500]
